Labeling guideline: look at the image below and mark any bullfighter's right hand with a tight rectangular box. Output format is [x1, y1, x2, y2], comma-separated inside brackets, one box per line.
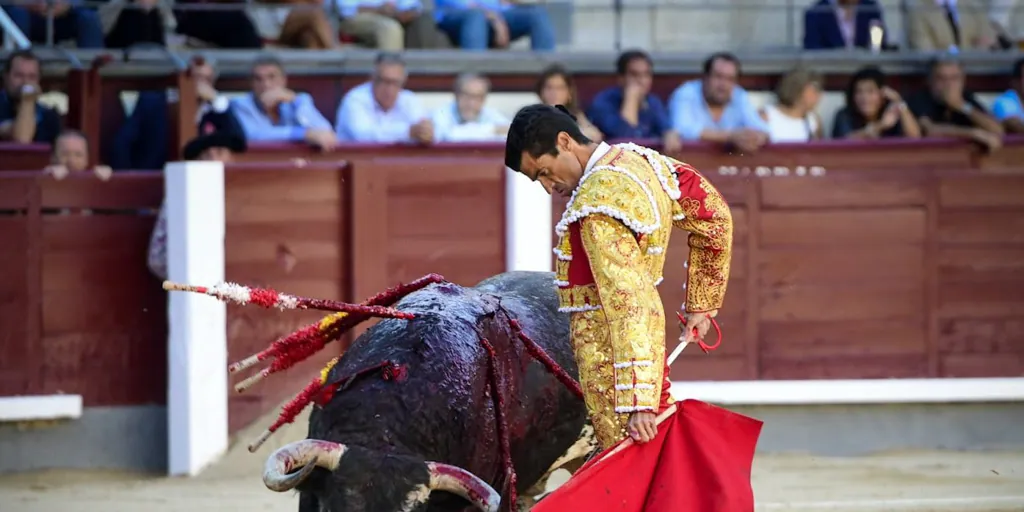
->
[678, 309, 717, 346]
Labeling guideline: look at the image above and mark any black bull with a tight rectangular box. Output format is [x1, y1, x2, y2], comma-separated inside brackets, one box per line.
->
[264, 271, 595, 512]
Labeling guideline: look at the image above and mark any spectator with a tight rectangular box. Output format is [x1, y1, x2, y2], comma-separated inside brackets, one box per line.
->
[760, 67, 825, 143]
[535, 64, 602, 142]
[231, 55, 337, 150]
[109, 56, 244, 170]
[907, 0, 998, 51]
[434, 0, 555, 51]
[0, 50, 62, 145]
[173, 0, 263, 48]
[431, 72, 509, 142]
[260, 0, 340, 49]
[908, 56, 1004, 152]
[832, 66, 922, 139]
[2, 0, 104, 48]
[803, 0, 888, 50]
[336, 0, 450, 49]
[147, 130, 246, 281]
[45, 129, 112, 181]
[668, 52, 769, 153]
[992, 58, 1024, 134]
[587, 50, 680, 152]
[100, 0, 174, 48]
[335, 52, 433, 144]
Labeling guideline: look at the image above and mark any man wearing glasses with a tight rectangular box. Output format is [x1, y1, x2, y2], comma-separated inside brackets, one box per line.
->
[334, 52, 434, 144]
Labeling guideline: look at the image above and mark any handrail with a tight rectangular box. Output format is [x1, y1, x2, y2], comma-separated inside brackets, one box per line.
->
[0, 6, 30, 50]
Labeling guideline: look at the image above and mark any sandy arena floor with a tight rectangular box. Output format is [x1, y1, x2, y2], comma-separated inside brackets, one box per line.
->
[1, 408, 1022, 512]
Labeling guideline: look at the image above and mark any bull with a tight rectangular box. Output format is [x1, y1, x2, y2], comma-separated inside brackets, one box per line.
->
[260, 271, 598, 511]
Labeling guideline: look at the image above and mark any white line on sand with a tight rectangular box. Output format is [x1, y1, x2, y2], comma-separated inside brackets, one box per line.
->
[757, 495, 1024, 510]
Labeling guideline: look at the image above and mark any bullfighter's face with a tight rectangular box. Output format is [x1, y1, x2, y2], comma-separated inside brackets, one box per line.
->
[517, 131, 587, 198]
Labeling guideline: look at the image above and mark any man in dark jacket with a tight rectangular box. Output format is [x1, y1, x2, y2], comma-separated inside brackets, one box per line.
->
[803, 0, 889, 50]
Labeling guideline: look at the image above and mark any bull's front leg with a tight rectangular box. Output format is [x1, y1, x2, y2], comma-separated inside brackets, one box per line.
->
[517, 422, 599, 511]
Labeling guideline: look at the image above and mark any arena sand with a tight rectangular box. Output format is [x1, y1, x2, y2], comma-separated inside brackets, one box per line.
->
[1, 404, 1023, 511]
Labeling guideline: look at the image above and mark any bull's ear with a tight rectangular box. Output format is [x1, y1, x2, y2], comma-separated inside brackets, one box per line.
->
[423, 462, 501, 512]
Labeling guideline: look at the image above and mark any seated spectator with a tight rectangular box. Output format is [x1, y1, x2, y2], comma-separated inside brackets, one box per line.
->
[0, 50, 62, 145]
[535, 64, 602, 142]
[44, 129, 112, 181]
[587, 50, 680, 152]
[173, 0, 263, 48]
[907, 0, 998, 51]
[992, 58, 1024, 134]
[258, 0, 340, 49]
[832, 66, 922, 139]
[231, 55, 337, 150]
[109, 56, 244, 170]
[908, 56, 1004, 152]
[431, 72, 509, 142]
[147, 130, 246, 281]
[2, 0, 104, 48]
[668, 52, 769, 153]
[100, 0, 174, 48]
[434, 0, 555, 52]
[336, 0, 450, 49]
[335, 52, 433, 144]
[760, 67, 824, 143]
[803, 0, 888, 50]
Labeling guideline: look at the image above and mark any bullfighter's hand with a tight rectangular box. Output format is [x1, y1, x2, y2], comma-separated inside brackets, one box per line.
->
[679, 309, 717, 345]
[627, 411, 657, 443]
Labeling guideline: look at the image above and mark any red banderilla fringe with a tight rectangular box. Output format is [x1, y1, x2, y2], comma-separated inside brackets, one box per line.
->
[248, 360, 406, 452]
[479, 338, 517, 511]
[229, 274, 445, 377]
[509, 319, 584, 401]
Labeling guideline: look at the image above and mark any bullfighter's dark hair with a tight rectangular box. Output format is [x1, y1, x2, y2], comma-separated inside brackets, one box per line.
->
[702, 51, 742, 76]
[4, 49, 39, 75]
[505, 104, 591, 173]
[615, 49, 652, 76]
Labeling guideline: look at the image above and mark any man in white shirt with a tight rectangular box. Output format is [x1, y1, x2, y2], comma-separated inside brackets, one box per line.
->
[431, 72, 510, 142]
[335, 52, 434, 144]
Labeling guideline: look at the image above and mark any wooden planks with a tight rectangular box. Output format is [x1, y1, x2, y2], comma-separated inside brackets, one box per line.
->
[224, 163, 352, 433]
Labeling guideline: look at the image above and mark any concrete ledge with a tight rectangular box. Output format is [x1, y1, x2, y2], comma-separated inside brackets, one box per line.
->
[670, 378, 1024, 405]
[0, 395, 83, 423]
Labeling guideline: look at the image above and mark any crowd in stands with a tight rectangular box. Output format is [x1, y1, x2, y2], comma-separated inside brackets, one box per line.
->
[0, 0, 556, 51]
[2, 46, 1024, 177]
[3, 0, 1022, 52]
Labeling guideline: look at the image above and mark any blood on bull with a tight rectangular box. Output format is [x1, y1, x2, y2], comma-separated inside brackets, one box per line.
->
[165, 271, 595, 512]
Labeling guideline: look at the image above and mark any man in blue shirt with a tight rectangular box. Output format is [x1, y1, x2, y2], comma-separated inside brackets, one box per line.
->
[230, 55, 337, 150]
[585, 50, 681, 153]
[992, 57, 1024, 134]
[335, 52, 433, 144]
[667, 52, 769, 154]
[434, 0, 555, 51]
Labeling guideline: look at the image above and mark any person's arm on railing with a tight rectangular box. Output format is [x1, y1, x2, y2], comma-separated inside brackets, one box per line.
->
[11, 88, 40, 143]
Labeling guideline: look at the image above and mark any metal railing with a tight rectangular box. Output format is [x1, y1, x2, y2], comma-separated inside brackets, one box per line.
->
[0, 5, 30, 50]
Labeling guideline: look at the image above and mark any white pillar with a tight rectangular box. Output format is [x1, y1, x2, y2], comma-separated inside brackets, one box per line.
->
[165, 160, 227, 477]
[505, 167, 553, 272]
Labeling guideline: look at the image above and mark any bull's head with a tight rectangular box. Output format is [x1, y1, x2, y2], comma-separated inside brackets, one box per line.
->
[263, 439, 501, 512]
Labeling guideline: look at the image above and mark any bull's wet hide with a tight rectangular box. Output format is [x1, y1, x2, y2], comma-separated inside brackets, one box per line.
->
[296, 271, 587, 512]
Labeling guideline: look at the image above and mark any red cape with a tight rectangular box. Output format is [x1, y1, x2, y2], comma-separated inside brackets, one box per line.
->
[532, 400, 763, 512]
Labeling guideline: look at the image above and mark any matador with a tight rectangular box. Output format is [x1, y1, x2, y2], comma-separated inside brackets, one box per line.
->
[505, 104, 733, 449]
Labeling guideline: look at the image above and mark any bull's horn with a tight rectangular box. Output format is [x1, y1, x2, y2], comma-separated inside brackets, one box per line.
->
[262, 439, 347, 492]
[423, 461, 501, 512]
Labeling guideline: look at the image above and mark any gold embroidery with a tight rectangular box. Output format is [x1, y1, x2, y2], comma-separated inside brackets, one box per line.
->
[673, 168, 733, 313]
[576, 214, 666, 448]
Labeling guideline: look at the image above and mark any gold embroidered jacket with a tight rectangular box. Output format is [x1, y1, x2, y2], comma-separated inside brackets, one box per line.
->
[554, 143, 732, 425]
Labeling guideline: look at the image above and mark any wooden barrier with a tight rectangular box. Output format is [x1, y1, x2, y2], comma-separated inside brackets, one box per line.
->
[0, 144, 51, 171]
[1, 137, 1020, 436]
